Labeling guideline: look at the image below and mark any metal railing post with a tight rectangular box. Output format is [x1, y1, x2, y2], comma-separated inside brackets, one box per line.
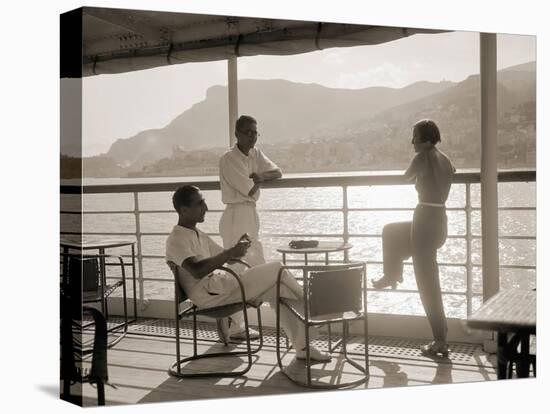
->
[343, 185, 349, 262]
[133, 192, 145, 307]
[465, 183, 473, 316]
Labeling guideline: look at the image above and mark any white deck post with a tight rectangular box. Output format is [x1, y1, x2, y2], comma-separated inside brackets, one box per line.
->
[228, 57, 238, 147]
[480, 33, 500, 302]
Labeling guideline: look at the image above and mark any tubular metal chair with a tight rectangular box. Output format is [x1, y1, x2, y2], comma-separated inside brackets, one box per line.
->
[62, 253, 128, 348]
[275, 262, 369, 388]
[60, 277, 109, 406]
[60, 306, 109, 406]
[167, 260, 264, 378]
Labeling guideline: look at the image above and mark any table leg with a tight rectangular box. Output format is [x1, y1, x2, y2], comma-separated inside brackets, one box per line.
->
[517, 334, 531, 378]
[497, 332, 508, 379]
[305, 324, 311, 386]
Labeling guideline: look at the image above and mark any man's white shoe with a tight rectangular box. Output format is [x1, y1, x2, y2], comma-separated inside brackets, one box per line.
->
[215, 318, 230, 345]
[296, 346, 332, 362]
[229, 327, 261, 340]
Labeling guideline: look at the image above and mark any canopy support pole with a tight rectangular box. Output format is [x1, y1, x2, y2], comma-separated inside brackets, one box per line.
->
[228, 57, 238, 147]
[480, 32, 500, 302]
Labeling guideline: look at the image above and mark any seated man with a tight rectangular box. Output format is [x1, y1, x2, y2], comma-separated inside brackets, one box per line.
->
[165, 185, 330, 361]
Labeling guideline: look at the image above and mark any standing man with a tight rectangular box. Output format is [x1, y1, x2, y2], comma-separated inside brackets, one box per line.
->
[218, 115, 282, 340]
[219, 115, 282, 266]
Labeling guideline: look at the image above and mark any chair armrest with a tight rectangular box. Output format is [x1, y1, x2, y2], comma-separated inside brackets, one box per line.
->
[227, 258, 251, 268]
[217, 265, 249, 305]
[170, 260, 255, 312]
[94, 254, 127, 285]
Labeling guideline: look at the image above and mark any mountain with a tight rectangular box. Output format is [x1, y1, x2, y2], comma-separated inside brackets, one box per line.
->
[105, 78, 454, 166]
[101, 61, 535, 175]
[349, 61, 534, 138]
[301, 61, 535, 169]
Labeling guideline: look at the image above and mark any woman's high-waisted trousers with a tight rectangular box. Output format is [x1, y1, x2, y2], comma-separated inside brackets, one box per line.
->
[382, 205, 448, 341]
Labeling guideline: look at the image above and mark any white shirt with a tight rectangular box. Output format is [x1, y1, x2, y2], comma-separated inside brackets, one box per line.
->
[219, 145, 279, 204]
[165, 225, 230, 303]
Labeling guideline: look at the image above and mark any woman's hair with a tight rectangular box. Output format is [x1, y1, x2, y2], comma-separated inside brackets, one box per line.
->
[172, 185, 200, 211]
[414, 119, 441, 144]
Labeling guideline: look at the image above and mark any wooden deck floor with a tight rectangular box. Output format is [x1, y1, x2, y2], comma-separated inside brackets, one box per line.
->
[70, 319, 501, 407]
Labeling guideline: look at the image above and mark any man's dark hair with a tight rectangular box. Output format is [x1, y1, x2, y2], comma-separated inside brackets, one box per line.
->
[235, 115, 257, 132]
[172, 185, 200, 211]
[414, 119, 441, 144]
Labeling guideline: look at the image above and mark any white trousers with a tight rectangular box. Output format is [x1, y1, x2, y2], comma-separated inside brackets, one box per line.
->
[194, 262, 308, 350]
[219, 203, 266, 266]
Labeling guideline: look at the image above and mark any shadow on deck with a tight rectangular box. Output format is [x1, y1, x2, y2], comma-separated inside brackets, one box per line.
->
[74, 318, 499, 406]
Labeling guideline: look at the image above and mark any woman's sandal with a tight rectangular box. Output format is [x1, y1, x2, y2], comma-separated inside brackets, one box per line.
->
[371, 276, 402, 290]
[420, 341, 450, 357]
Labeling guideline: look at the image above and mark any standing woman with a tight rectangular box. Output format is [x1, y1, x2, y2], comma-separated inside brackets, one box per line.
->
[372, 119, 456, 356]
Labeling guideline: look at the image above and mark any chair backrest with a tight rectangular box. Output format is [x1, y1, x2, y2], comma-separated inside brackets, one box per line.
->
[307, 266, 364, 317]
[167, 261, 190, 304]
[62, 255, 102, 304]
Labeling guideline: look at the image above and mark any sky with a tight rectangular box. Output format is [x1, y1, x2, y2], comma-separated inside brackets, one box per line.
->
[81, 30, 535, 157]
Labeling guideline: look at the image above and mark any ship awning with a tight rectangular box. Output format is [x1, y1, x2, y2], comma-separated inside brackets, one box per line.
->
[75, 7, 447, 77]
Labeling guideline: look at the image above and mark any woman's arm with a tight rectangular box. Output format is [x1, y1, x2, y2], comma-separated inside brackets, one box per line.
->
[404, 154, 421, 182]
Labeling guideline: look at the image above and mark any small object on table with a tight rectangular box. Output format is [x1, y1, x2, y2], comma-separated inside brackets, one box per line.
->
[289, 240, 319, 249]
[278, 241, 353, 266]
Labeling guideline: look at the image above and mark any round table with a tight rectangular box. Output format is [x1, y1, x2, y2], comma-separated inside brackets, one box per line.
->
[60, 237, 138, 325]
[276, 241, 353, 352]
[276, 241, 353, 265]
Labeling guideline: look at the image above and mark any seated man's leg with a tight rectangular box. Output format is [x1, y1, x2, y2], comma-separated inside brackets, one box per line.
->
[235, 264, 330, 361]
[222, 262, 302, 303]
[216, 262, 293, 339]
[224, 258, 261, 339]
[258, 283, 330, 361]
[211, 262, 329, 359]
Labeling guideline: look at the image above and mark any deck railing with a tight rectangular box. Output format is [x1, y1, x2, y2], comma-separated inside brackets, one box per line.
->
[61, 169, 536, 319]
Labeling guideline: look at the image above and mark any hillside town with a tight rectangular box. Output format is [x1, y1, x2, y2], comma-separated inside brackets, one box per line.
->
[66, 97, 534, 179]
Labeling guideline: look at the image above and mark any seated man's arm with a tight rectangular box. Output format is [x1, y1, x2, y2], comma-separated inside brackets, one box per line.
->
[181, 242, 248, 279]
